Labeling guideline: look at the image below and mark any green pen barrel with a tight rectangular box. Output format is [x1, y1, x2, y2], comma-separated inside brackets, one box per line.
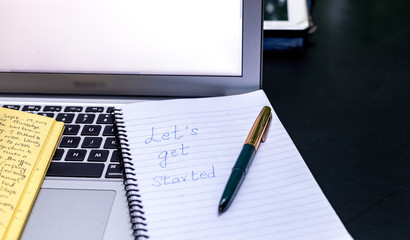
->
[233, 144, 256, 174]
[219, 144, 256, 213]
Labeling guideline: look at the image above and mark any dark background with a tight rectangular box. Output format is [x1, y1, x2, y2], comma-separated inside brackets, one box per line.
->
[262, 0, 410, 239]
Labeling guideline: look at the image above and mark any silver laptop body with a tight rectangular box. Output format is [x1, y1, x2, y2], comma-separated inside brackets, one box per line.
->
[0, 0, 263, 239]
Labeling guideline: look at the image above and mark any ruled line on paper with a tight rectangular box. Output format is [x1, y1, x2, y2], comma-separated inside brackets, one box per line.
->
[123, 105, 264, 123]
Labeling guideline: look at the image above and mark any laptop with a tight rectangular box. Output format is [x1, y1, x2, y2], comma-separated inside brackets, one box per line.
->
[0, 0, 263, 239]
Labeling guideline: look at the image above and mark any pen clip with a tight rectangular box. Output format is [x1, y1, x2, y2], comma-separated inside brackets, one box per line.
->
[261, 113, 272, 143]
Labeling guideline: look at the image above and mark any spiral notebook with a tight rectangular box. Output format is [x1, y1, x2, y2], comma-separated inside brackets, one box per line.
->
[112, 90, 352, 240]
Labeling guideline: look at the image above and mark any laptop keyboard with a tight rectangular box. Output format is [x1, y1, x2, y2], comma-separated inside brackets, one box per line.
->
[2, 104, 123, 179]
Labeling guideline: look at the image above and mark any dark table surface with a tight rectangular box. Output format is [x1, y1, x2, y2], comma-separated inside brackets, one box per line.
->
[262, 0, 410, 239]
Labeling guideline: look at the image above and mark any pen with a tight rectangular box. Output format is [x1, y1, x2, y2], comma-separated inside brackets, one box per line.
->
[218, 106, 272, 214]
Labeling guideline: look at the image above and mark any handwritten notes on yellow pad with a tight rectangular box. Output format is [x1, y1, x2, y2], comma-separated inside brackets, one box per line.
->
[0, 107, 64, 240]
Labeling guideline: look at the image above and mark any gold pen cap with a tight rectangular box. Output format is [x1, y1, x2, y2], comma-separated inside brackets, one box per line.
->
[245, 106, 272, 150]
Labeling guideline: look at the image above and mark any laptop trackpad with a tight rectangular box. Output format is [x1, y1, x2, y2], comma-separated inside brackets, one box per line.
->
[21, 189, 116, 240]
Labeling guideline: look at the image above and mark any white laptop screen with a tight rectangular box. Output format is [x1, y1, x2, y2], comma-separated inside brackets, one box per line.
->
[0, 0, 242, 76]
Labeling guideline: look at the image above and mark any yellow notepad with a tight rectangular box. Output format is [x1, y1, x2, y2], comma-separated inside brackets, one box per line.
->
[0, 107, 64, 240]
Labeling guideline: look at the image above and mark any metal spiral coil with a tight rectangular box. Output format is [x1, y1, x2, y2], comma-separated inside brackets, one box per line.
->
[112, 108, 149, 239]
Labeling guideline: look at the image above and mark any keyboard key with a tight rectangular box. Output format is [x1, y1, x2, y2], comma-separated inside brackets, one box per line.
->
[104, 137, 117, 149]
[22, 105, 41, 111]
[59, 136, 81, 148]
[111, 150, 121, 162]
[105, 164, 123, 178]
[86, 107, 104, 112]
[81, 137, 102, 148]
[88, 150, 109, 162]
[53, 149, 65, 160]
[96, 114, 113, 124]
[102, 126, 115, 136]
[81, 125, 102, 136]
[46, 162, 104, 178]
[64, 106, 83, 112]
[3, 105, 20, 110]
[56, 113, 75, 123]
[106, 107, 115, 113]
[38, 112, 55, 117]
[65, 149, 87, 161]
[63, 125, 81, 135]
[75, 114, 96, 124]
[44, 106, 62, 112]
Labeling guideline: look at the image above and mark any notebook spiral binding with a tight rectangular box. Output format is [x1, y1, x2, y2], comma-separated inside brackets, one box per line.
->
[112, 108, 149, 239]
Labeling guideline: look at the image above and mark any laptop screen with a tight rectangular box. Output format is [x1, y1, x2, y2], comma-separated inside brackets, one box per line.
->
[0, 0, 262, 96]
[0, 0, 242, 76]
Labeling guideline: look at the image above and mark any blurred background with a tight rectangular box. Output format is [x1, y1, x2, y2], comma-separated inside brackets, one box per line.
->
[262, 0, 410, 239]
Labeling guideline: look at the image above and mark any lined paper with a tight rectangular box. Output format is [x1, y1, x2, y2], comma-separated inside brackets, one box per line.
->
[0, 108, 64, 240]
[120, 90, 352, 240]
